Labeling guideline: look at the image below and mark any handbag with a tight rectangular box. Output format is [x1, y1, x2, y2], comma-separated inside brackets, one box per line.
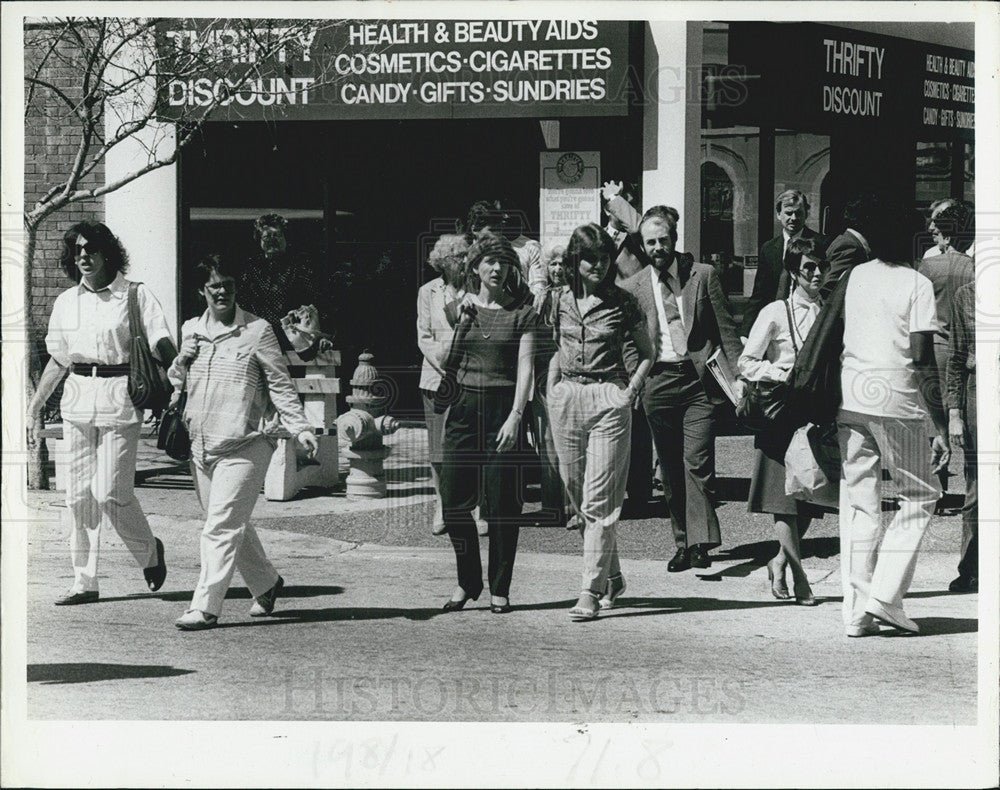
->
[784, 422, 840, 509]
[736, 299, 797, 432]
[127, 282, 172, 413]
[157, 390, 191, 461]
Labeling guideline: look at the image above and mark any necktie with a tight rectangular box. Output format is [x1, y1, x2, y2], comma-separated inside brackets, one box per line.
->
[659, 273, 688, 356]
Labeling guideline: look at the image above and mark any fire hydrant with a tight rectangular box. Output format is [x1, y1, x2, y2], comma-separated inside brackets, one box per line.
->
[337, 352, 399, 499]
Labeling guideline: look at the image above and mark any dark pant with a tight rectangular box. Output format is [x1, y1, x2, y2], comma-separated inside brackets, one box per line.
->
[642, 361, 721, 550]
[958, 375, 978, 579]
[439, 387, 527, 597]
[626, 403, 654, 504]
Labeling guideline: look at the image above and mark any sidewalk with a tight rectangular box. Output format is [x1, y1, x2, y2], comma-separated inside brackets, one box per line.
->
[25, 502, 978, 723]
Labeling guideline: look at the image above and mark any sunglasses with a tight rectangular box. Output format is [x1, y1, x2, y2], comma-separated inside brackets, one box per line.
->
[799, 261, 829, 275]
[74, 241, 97, 256]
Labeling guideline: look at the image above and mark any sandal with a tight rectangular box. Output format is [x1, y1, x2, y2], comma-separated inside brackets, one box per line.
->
[569, 592, 599, 621]
[598, 573, 626, 610]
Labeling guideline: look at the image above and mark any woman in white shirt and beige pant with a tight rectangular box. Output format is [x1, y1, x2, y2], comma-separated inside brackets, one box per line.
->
[27, 222, 176, 605]
[738, 237, 826, 606]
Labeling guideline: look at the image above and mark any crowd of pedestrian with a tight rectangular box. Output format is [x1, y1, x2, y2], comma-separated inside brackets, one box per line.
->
[26, 184, 977, 635]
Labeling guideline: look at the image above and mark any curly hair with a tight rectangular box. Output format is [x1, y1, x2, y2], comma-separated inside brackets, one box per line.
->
[933, 201, 975, 253]
[564, 223, 618, 295]
[428, 233, 473, 273]
[60, 221, 129, 282]
[253, 213, 288, 243]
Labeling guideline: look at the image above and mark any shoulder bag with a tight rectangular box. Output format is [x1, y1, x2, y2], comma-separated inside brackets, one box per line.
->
[736, 299, 797, 433]
[157, 389, 191, 461]
[127, 282, 172, 413]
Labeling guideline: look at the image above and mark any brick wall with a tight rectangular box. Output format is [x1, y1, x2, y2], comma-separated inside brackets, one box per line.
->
[24, 24, 105, 401]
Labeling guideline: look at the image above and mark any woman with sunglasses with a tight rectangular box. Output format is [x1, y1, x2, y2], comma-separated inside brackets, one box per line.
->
[168, 254, 318, 630]
[26, 222, 176, 605]
[546, 224, 654, 621]
[738, 236, 827, 605]
[438, 232, 535, 614]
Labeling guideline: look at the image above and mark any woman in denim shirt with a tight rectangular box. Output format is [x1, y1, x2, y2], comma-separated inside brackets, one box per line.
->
[168, 254, 318, 630]
[547, 224, 654, 621]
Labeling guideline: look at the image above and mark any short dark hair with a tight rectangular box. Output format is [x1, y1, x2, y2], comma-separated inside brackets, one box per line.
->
[933, 202, 975, 253]
[842, 193, 888, 241]
[786, 237, 827, 275]
[192, 252, 240, 289]
[466, 200, 508, 235]
[253, 213, 287, 243]
[60, 221, 129, 282]
[565, 223, 618, 294]
[638, 205, 679, 241]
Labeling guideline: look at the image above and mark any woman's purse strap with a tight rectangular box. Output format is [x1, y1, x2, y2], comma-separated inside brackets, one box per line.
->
[784, 298, 799, 356]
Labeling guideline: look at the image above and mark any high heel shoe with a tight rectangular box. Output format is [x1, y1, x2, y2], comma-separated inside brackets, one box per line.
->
[490, 596, 513, 614]
[598, 573, 626, 610]
[442, 586, 482, 611]
[767, 558, 791, 600]
[793, 581, 818, 606]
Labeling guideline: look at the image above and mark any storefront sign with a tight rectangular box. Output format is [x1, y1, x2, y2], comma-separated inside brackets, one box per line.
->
[727, 23, 973, 141]
[155, 19, 629, 120]
[539, 151, 601, 247]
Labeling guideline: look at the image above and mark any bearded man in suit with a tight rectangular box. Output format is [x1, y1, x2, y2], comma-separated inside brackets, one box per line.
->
[740, 189, 824, 336]
[622, 207, 743, 570]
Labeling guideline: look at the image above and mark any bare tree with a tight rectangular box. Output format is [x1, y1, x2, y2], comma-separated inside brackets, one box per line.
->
[23, 16, 349, 487]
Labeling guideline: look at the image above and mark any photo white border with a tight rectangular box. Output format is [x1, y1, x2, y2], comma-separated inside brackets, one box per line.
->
[3, 2, 997, 787]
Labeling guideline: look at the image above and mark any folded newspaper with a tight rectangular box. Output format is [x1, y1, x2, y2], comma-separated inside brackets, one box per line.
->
[706, 348, 738, 405]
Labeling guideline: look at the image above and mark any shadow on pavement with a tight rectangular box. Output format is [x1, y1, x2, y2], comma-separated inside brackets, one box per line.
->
[219, 606, 444, 627]
[28, 662, 195, 685]
[91, 585, 345, 604]
[911, 617, 978, 636]
[601, 596, 784, 619]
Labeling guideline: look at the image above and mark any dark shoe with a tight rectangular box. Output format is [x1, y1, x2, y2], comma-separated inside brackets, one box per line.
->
[490, 596, 513, 614]
[443, 586, 482, 612]
[249, 576, 284, 617]
[948, 574, 978, 593]
[793, 581, 818, 606]
[667, 547, 691, 573]
[175, 609, 218, 631]
[143, 538, 167, 592]
[690, 544, 712, 569]
[54, 590, 99, 606]
[767, 557, 791, 600]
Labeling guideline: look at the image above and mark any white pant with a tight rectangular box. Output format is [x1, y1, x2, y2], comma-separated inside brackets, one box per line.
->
[188, 435, 279, 617]
[63, 420, 157, 593]
[837, 411, 941, 626]
[549, 381, 632, 597]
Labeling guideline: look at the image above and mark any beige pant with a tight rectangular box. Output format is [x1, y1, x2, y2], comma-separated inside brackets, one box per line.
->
[189, 435, 279, 617]
[837, 411, 941, 626]
[63, 420, 157, 593]
[549, 381, 632, 597]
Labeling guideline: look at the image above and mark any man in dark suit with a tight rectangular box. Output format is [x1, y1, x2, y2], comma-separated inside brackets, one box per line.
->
[623, 206, 743, 570]
[740, 189, 824, 336]
[820, 193, 882, 300]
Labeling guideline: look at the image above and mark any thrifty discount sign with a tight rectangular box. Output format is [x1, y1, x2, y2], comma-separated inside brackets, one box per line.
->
[155, 19, 630, 120]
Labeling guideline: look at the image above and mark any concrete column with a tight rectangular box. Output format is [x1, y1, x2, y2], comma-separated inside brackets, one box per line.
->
[103, 30, 179, 337]
[104, 125, 178, 337]
[642, 21, 704, 260]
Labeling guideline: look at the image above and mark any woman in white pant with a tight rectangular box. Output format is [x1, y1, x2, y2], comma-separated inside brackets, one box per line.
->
[546, 224, 653, 621]
[169, 254, 318, 631]
[26, 222, 174, 605]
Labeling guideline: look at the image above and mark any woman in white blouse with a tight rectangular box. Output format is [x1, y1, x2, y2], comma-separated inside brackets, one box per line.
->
[26, 222, 176, 605]
[738, 237, 827, 605]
